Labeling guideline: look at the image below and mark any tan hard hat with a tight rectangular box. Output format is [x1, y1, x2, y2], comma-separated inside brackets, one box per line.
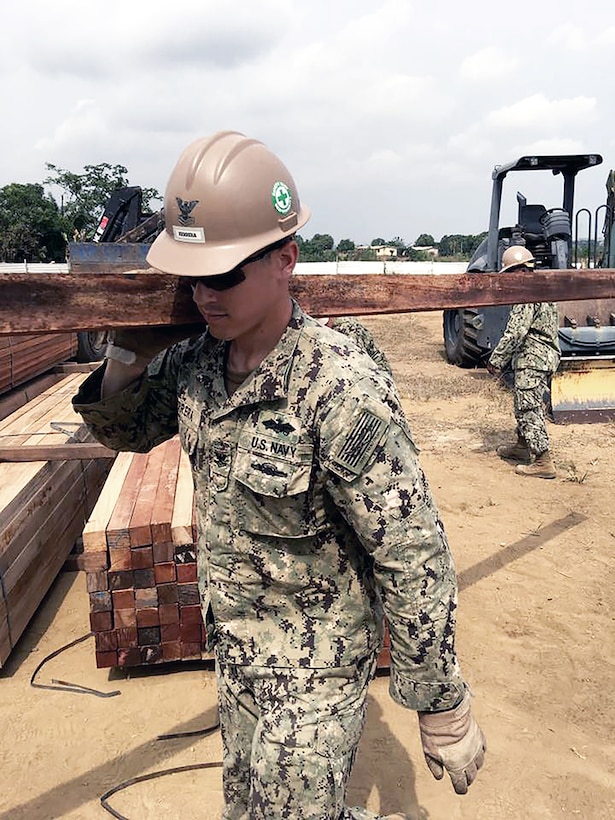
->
[146, 130, 310, 277]
[500, 245, 536, 272]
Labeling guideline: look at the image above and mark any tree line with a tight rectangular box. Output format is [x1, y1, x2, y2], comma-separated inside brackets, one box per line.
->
[0, 163, 486, 263]
[297, 233, 488, 262]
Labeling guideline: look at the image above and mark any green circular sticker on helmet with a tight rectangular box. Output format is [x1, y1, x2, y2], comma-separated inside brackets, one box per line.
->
[272, 181, 292, 215]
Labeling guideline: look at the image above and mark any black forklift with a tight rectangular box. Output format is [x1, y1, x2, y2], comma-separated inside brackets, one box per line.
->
[442, 154, 615, 421]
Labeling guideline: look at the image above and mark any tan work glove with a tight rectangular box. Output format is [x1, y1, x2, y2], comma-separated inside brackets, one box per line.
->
[105, 324, 205, 369]
[418, 689, 486, 794]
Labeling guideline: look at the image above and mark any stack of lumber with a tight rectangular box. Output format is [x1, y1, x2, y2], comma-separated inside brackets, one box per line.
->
[82, 437, 392, 671]
[0, 373, 112, 667]
[0, 333, 77, 395]
[82, 437, 208, 668]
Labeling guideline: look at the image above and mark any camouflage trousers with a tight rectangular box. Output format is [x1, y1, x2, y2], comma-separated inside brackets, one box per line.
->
[513, 367, 551, 455]
[216, 653, 386, 820]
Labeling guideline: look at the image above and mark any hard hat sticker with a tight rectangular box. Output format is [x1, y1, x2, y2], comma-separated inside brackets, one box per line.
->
[176, 197, 199, 226]
[271, 181, 292, 215]
[173, 226, 206, 243]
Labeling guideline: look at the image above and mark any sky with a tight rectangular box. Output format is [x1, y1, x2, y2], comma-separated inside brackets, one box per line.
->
[1, 0, 614, 246]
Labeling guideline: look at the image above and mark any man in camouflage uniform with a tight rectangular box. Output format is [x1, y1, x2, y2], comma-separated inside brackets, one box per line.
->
[73, 131, 485, 819]
[487, 246, 560, 479]
[322, 317, 393, 376]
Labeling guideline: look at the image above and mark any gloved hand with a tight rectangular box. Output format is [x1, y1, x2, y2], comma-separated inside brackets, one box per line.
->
[418, 689, 486, 794]
[105, 323, 205, 368]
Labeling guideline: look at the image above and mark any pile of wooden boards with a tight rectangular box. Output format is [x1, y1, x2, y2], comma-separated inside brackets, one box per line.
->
[0, 333, 77, 394]
[82, 435, 391, 671]
[82, 437, 209, 668]
[0, 373, 112, 667]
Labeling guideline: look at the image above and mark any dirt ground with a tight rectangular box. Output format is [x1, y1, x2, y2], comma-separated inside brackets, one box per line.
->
[1, 311, 614, 820]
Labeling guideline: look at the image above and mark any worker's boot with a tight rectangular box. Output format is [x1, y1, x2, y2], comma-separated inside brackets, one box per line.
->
[496, 436, 530, 464]
[515, 450, 556, 479]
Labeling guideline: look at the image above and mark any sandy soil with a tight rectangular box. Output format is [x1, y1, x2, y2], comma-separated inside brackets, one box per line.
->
[1, 311, 614, 820]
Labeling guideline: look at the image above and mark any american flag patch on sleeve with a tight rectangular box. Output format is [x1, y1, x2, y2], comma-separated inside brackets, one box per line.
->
[331, 408, 389, 475]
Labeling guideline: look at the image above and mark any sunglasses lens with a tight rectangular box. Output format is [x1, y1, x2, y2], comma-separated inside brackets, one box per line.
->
[192, 267, 246, 291]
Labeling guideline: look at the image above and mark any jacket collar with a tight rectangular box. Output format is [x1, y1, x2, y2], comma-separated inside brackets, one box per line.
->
[211, 300, 307, 417]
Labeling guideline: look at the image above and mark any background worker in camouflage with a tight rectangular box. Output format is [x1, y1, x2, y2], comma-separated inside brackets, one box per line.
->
[320, 316, 393, 376]
[487, 245, 561, 479]
[73, 131, 486, 819]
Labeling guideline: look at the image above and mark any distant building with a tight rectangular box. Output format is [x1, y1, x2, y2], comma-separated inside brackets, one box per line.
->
[357, 244, 399, 259]
[412, 245, 439, 257]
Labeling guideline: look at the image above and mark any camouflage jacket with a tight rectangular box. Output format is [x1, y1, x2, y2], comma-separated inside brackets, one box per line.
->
[489, 302, 561, 372]
[327, 317, 393, 375]
[73, 301, 465, 711]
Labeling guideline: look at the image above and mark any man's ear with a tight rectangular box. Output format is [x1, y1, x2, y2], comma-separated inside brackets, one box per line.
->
[277, 240, 299, 278]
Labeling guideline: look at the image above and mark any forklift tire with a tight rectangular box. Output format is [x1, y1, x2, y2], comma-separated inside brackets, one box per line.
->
[443, 308, 484, 367]
[76, 330, 107, 362]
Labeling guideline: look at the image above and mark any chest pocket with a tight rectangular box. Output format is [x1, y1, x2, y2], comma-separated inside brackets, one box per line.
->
[233, 418, 319, 538]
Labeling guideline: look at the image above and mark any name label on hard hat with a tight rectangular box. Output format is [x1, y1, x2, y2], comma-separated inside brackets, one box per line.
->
[173, 226, 206, 243]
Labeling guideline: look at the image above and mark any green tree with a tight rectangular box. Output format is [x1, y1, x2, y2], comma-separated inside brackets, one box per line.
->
[336, 238, 355, 253]
[415, 233, 435, 247]
[438, 232, 487, 259]
[297, 233, 336, 262]
[44, 162, 160, 240]
[0, 183, 67, 262]
[370, 237, 386, 246]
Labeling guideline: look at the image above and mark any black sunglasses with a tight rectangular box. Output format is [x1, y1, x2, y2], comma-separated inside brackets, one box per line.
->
[190, 236, 294, 292]
[190, 266, 247, 292]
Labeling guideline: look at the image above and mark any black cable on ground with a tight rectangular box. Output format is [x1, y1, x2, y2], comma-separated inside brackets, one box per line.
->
[30, 632, 121, 698]
[30, 631, 221, 816]
[99, 715, 222, 818]
[100, 762, 223, 820]
[156, 715, 220, 741]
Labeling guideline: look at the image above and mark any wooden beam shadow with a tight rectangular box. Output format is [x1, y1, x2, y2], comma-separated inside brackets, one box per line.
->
[457, 511, 587, 593]
[0, 704, 220, 820]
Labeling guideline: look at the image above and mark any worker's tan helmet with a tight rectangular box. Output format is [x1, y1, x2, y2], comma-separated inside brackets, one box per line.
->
[146, 130, 310, 277]
[500, 245, 536, 272]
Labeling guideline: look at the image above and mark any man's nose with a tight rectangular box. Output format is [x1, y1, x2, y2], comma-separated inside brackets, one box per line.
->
[191, 282, 218, 302]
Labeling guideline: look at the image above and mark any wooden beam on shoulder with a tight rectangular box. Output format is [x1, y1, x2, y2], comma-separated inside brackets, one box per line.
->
[1, 268, 615, 334]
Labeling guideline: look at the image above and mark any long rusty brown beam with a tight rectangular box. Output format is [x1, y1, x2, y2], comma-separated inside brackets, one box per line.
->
[1, 269, 615, 334]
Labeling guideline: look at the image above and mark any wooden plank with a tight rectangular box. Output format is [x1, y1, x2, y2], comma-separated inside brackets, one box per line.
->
[0, 332, 77, 392]
[106, 452, 149, 552]
[151, 437, 182, 546]
[128, 443, 168, 548]
[0, 443, 116, 461]
[171, 449, 196, 546]
[0, 372, 65, 423]
[2, 268, 615, 333]
[0, 368, 113, 666]
[3, 467, 87, 594]
[82, 451, 134, 558]
[0, 461, 83, 574]
[6, 486, 88, 646]
[0, 375, 88, 523]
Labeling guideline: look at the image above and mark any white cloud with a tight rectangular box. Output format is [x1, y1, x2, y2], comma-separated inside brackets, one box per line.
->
[35, 100, 108, 154]
[596, 26, 615, 46]
[1, 0, 614, 241]
[486, 94, 597, 129]
[459, 47, 519, 82]
[547, 23, 590, 52]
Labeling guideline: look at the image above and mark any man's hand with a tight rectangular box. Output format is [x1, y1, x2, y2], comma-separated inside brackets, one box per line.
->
[105, 324, 205, 369]
[418, 690, 486, 794]
[486, 362, 501, 377]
